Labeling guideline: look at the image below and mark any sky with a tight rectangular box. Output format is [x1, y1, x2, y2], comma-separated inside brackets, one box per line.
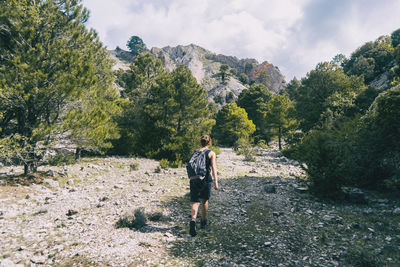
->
[82, 0, 400, 80]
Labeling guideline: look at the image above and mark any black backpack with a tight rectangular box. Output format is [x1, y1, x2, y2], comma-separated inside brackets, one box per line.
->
[186, 149, 210, 180]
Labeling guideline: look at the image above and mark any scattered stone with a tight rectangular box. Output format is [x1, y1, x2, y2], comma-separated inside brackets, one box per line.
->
[305, 209, 313, 215]
[25, 194, 31, 199]
[30, 255, 46, 264]
[322, 215, 336, 222]
[264, 184, 276, 193]
[1, 259, 21, 267]
[66, 179, 74, 185]
[68, 188, 76, 192]
[80, 166, 84, 171]
[393, 208, 400, 215]
[0, 180, 4, 186]
[264, 242, 272, 247]
[343, 187, 367, 204]
[114, 184, 123, 189]
[46, 169, 55, 177]
[33, 209, 48, 216]
[43, 179, 59, 188]
[280, 157, 288, 163]
[99, 196, 109, 202]
[295, 187, 308, 193]
[57, 170, 68, 177]
[164, 232, 173, 238]
[66, 209, 78, 216]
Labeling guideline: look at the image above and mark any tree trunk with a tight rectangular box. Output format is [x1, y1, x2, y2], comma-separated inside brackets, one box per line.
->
[75, 147, 81, 162]
[278, 126, 282, 150]
[24, 163, 29, 176]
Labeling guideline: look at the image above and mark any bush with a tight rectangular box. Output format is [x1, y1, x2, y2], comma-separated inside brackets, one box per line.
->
[294, 119, 358, 198]
[235, 138, 256, 162]
[48, 153, 76, 166]
[257, 139, 268, 149]
[212, 103, 256, 147]
[129, 163, 139, 171]
[116, 208, 147, 230]
[209, 145, 221, 156]
[170, 159, 182, 168]
[159, 159, 170, 169]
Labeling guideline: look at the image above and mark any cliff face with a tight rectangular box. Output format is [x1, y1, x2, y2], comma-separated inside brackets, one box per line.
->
[112, 44, 286, 105]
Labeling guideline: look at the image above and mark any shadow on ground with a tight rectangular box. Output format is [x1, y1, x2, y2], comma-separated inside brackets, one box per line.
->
[161, 176, 400, 266]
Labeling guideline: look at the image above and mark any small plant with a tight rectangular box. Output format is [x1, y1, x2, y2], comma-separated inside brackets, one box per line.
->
[235, 138, 256, 162]
[257, 140, 268, 149]
[170, 159, 182, 168]
[48, 153, 76, 166]
[159, 159, 170, 169]
[148, 211, 165, 222]
[116, 208, 147, 230]
[154, 166, 161, 173]
[130, 163, 139, 171]
[209, 145, 221, 156]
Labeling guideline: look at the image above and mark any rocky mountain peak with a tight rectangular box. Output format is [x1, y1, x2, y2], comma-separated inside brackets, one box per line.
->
[111, 44, 287, 105]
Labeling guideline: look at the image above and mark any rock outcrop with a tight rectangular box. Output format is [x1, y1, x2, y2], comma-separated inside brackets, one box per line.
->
[111, 44, 286, 106]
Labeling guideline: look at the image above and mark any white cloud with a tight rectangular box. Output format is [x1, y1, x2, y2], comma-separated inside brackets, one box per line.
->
[82, 0, 400, 80]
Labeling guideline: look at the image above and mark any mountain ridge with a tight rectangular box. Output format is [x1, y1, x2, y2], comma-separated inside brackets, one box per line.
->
[111, 44, 286, 105]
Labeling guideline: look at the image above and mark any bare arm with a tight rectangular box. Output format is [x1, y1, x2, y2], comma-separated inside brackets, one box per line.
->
[210, 151, 219, 190]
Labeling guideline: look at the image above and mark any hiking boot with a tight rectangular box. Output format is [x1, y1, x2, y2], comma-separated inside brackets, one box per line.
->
[189, 220, 197, 237]
[200, 219, 208, 229]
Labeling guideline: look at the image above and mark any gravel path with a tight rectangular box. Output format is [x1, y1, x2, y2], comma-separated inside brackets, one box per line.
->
[0, 145, 399, 266]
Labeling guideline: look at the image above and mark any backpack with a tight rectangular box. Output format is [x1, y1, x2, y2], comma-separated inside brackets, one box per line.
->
[186, 149, 210, 180]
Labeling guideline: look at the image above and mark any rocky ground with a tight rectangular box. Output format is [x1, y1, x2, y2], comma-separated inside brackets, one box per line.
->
[0, 144, 399, 266]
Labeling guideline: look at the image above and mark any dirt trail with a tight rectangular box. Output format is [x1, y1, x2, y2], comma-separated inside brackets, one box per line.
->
[0, 145, 399, 266]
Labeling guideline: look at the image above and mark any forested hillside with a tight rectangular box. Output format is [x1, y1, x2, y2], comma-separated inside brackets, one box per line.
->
[1, 0, 399, 197]
[280, 29, 400, 196]
[112, 43, 286, 106]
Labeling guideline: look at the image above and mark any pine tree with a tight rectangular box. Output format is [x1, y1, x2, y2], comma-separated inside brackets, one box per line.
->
[237, 83, 273, 141]
[265, 95, 296, 150]
[0, 0, 120, 173]
[212, 103, 256, 147]
[115, 54, 214, 162]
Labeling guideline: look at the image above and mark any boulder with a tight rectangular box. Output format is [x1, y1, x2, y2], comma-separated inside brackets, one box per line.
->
[43, 179, 59, 188]
[264, 184, 276, 193]
[393, 207, 400, 215]
[343, 187, 367, 204]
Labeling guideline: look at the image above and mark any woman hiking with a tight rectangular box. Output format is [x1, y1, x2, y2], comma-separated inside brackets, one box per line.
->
[189, 135, 219, 237]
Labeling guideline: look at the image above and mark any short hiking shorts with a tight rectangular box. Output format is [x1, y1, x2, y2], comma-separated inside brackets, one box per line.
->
[190, 178, 213, 202]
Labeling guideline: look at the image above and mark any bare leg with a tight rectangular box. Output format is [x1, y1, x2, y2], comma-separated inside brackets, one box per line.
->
[191, 202, 200, 221]
[201, 199, 208, 221]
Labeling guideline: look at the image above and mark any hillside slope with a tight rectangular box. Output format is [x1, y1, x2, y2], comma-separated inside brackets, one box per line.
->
[1, 145, 399, 266]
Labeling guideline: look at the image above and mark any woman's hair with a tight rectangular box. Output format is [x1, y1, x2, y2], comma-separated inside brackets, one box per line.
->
[200, 135, 211, 147]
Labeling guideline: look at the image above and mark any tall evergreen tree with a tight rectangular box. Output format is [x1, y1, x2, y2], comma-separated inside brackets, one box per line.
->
[237, 84, 273, 141]
[115, 54, 214, 162]
[126, 36, 147, 56]
[295, 62, 365, 132]
[212, 103, 256, 147]
[0, 0, 120, 173]
[265, 95, 296, 150]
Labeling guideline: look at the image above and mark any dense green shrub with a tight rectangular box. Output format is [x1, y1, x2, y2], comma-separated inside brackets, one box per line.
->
[212, 103, 256, 147]
[159, 159, 170, 169]
[48, 153, 76, 166]
[235, 138, 256, 162]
